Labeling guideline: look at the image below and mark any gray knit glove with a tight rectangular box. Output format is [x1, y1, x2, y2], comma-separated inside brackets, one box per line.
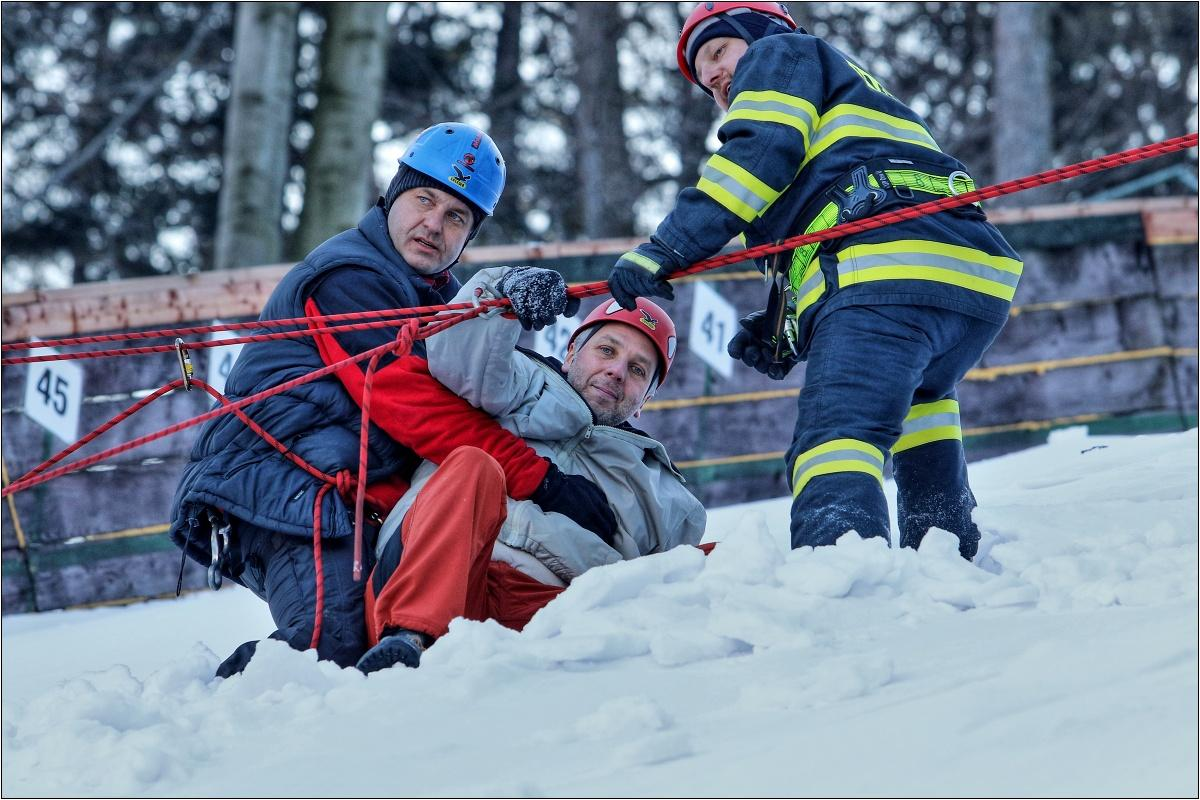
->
[496, 266, 580, 331]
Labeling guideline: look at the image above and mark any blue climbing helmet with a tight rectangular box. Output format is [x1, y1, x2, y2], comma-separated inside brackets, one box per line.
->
[385, 122, 506, 240]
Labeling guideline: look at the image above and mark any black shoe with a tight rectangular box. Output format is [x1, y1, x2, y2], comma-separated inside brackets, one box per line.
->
[356, 628, 430, 674]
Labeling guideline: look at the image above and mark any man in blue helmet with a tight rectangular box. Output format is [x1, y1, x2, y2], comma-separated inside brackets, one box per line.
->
[607, 3, 1022, 560]
[170, 122, 618, 676]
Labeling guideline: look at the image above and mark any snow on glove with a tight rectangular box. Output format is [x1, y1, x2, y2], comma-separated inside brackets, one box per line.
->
[608, 251, 676, 311]
[496, 266, 580, 331]
[727, 310, 799, 381]
[529, 460, 619, 547]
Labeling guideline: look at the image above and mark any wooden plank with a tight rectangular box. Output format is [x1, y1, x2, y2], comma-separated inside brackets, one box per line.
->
[4, 197, 1195, 341]
[1142, 206, 1199, 245]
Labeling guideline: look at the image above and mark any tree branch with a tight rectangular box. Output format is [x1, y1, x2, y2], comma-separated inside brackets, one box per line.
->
[46, 6, 226, 189]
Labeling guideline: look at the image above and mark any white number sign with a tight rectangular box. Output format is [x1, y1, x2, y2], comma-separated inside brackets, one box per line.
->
[688, 282, 738, 379]
[22, 345, 84, 443]
[532, 313, 579, 364]
[207, 324, 246, 396]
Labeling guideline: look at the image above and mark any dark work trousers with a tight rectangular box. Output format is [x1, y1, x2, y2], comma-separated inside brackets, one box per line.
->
[785, 303, 1005, 559]
[216, 519, 375, 678]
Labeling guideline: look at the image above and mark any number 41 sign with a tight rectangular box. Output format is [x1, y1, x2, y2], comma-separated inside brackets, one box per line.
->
[687, 282, 738, 379]
[22, 346, 84, 443]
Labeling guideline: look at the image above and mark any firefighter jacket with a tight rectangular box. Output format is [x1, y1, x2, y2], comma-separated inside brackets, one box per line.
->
[624, 31, 1022, 356]
[376, 268, 708, 586]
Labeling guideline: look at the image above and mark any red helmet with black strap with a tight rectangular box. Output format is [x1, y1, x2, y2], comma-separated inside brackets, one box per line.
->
[677, 1, 798, 86]
[569, 298, 678, 389]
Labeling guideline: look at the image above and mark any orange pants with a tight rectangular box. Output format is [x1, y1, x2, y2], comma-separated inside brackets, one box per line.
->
[364, 446, 565, 646]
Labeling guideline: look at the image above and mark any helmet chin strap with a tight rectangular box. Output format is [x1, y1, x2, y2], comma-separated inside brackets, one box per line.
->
[720, 12, 759, 46]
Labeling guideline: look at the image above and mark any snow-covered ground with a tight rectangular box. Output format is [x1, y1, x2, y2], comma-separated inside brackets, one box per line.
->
[3, 428, 1197, 797]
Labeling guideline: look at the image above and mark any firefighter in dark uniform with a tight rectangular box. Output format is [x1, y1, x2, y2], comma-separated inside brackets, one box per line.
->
[608, 2, 1023, 559]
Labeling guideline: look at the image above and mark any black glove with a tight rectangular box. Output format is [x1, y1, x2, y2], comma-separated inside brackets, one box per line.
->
[608, 252, 675, 311]
[496, 266, 580, 331]
[727, 310, 799, 381]
[529, 461, 618, 547]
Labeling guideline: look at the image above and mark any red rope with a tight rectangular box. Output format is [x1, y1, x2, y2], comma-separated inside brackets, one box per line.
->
[2, 331, 400, 497]
[310, 482, 332, 650]
[1, 298, 483, 353]
[2, 135, 1194, 501]
[577, 132, 1200, 291]
[355, 351, 382, 583]
[0, 303, 506, 365]
[3, 133, 1195, 365]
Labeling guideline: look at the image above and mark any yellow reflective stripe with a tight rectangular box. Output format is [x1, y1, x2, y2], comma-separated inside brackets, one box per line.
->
[620, 250, 663, 275]
[726, 89, 818, 149]
[839, 266, 1018, 301]
[708, 154, 780, 207]
[836, 240, 1023, 301]
[697, 154, 781, 222]
[791, 438, 885, 497]
[794, 278, 826, 318]
[697, 177, 757, 223]
[841, 240, 1023, 275]
[905, 398, 960, 421]
[805, 104, 941, 166]
[730, 89, 820, 120]
[894, 399, 963, 453]
[893, 426, 962, 454]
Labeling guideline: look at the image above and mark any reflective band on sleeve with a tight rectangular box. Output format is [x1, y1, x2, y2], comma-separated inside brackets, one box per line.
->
[620, 250, 663, 275]
[725, 90, 818, 150]
[791, 438, 885, 498]
[805, 105, 941, 166]
[893, 399, 962, 453]
[836, 240, 1024, 301]
[697, 154, 782, 223]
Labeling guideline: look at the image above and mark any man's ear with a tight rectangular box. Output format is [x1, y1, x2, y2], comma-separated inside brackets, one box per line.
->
[562, 342, 576, 371]
[632, 385, 656, 419]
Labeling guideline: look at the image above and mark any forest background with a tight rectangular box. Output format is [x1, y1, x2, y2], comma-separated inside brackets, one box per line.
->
[2, 1, 1197, 292]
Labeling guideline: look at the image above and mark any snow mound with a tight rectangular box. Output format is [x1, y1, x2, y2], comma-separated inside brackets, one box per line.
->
[3, 430, 1196, 797]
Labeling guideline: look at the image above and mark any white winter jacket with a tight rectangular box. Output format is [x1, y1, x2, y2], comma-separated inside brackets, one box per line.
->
[375, 268, 707, 585]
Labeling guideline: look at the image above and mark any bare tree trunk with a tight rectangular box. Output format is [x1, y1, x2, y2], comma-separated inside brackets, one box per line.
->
[572, 2, 637, 238]
[214, 2, 298, 270]
[669, 4, 718, 191]
[293, 3, 391, 258]
[487, 1, 524, 243]
[992, 3, 1054, 205]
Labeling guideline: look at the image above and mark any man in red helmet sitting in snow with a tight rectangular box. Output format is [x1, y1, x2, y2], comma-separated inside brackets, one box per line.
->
[357, 268, 707, 673]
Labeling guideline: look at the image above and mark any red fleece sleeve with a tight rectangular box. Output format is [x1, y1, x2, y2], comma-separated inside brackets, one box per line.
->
[306, 298, 549, 499]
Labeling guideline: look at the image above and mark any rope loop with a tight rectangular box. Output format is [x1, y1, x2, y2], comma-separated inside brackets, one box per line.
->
[335, 469, 353, 496]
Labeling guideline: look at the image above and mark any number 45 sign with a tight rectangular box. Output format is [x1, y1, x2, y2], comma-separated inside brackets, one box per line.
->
[22, 345, 84, 443]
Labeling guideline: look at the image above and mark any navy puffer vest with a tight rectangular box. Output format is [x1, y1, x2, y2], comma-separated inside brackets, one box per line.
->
[169, 205, 459, 562]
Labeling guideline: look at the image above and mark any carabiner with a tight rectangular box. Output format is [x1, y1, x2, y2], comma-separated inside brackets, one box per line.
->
[175, 338, 194, 391]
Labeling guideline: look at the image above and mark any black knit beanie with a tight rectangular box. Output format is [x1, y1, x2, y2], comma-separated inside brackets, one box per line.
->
[382, 164, 487, 238]
[685, 11, 793, 91]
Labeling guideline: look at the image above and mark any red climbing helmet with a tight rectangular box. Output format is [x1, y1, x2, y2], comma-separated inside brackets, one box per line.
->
[569, 298, 678, 387]
[677, 2, 798, 85]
